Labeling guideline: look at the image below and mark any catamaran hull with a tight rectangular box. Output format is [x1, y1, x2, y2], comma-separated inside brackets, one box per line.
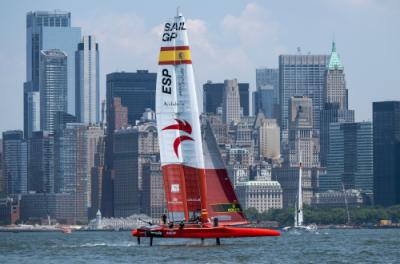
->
[132, 227, 280, 238]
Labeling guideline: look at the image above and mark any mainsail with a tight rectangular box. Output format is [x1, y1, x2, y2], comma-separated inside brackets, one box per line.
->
[156, 10, 247, 225]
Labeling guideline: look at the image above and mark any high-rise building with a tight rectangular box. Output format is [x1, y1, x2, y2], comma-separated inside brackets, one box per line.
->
[258, 118, 280, 160]
[234, 117, 255, 147]
[320, 105, 354, 166]
[106, 70, 156, 129]
[254, 68, 279, 118]
[23, 82, 40, 139]
[89, 133, 105, 219]
[2, 131, 28, 195]
[85, 126, 105, 210]
[112, 128, 140, 217]
[319, 122, 373, 195]
[142, 162, 166, 222]
[279, 54, 329, 131]
[104, 71, 156, 217]
[203, 80, 249, 116]
[39, 49, 68, 132]
[324, 41, 347, 109]
[25, 11, 81, 137]
[109, 97, 128, 132]
[28, 131, 55, 193]
[222, 79, 241, 125]
[288, 96, 320, 168]
[319, 41, 355, 166]
[373, 101, 400, 206]
[76, 35, 100, 124]
[55, 123, 88, 223]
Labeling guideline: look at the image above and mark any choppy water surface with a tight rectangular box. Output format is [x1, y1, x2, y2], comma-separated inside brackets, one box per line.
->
[0, 229, 399, 263]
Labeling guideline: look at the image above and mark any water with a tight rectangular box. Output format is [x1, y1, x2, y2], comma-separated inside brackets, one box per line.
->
[1, 229, 399, 263]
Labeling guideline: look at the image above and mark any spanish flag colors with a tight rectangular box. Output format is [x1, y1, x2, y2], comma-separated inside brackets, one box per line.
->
[158, 46, 192, 65]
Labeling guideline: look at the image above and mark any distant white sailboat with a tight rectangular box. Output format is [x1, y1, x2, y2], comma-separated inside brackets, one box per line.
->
[283, 153, 317, 232]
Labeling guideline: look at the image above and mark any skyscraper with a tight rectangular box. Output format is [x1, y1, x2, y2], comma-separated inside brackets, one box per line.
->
[76, 35, 100, 124]
[103, 71, 156, 216]
[222, 79, 241, 125]
[203, 81, 249, 116]
[288, 96, 319, 168]
[320, 122, 373, 195]
[320, 42, 355, 166]
[373, 101, 400, 206]
[324, 41, 347, 109]
[85, 126, 105, 210]
[106, 70, 156, 129]
[40, 49, 68, 132]
[23, 82, 40, 139]
[258, 118, 280, 160]
[55, 123, 88, 223]
[112, 128, 140, 217]
[254, 68, 279, 118]
[279, 54, 329, 131]
[28, 131, 55, 193]
[2, 131, 28, 195]
[25, 11, 81, 137]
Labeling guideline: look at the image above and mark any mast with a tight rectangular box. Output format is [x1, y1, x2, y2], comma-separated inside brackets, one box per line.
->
[342, 183, 351, 225]
[296, 152, 304, 227]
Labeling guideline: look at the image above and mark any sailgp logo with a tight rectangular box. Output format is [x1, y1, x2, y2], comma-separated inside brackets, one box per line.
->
[162, 119, 194, 158]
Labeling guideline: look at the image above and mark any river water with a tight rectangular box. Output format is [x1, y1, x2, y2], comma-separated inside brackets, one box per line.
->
[0, 229, 399, 263]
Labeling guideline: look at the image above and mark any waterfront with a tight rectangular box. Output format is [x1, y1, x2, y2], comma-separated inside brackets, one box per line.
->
[0, 229, 399, 263]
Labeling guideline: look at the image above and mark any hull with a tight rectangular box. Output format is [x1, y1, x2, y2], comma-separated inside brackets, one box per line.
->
[132, 226, 280, 239]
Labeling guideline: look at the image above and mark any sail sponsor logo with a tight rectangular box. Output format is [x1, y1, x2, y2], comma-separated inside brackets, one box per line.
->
[171, 184, 180, 193]
[211, 203, 243, 213]
[162, 22, 186, 42]
[164, 101, 184, 106]
[162, 119, 194, 158]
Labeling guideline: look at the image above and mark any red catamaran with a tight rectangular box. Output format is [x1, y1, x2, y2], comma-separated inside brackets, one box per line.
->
[132, 10, 280, 245]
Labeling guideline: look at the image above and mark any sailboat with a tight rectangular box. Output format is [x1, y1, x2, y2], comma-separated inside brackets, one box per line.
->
[131, 10, 280, 245]
[283, 155, 316, 232]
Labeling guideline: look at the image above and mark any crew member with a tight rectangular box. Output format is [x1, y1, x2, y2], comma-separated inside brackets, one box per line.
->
[161, 214, 167, 225]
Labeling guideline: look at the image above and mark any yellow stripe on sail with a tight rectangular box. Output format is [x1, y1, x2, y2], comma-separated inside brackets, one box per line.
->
[158, 49, 192, 64]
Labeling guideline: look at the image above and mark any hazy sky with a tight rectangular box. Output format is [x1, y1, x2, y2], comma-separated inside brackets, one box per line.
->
[0, 0, 399, 133]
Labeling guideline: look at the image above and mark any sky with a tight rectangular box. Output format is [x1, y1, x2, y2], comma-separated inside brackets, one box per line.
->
[0, 0, 399, 133]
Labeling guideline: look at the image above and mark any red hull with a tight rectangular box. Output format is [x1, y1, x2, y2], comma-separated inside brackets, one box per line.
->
[132, 226, 280, 239]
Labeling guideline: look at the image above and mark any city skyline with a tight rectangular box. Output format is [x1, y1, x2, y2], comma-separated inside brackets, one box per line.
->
[0, 0, 400, 133]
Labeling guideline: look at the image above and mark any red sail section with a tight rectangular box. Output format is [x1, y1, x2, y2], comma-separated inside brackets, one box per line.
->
[205, 168, 248, 225]
[162, 164, 201, 221]
[202, 121, 248, 226]
[163, 164, 247, 225]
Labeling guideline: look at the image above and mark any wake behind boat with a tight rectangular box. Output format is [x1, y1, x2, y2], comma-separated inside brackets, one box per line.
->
[131, 9, 280, 245]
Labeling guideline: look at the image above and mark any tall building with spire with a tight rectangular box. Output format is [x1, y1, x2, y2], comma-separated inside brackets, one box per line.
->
[325, 41, 347, 110]
[320, 41, 355, 166]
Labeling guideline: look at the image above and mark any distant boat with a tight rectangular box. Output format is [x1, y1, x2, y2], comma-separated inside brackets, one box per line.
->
[62, 227, 72, 234]
[283, 154, 317, 232]
[131, 9, 280, 246]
